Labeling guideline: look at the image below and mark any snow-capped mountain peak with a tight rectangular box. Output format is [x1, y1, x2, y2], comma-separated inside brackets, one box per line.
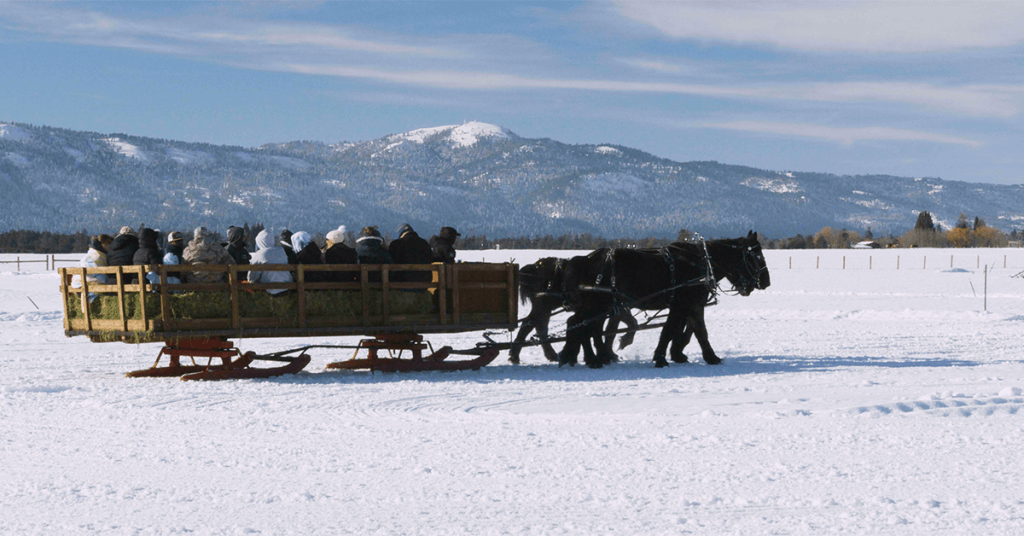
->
[394, 121, 513, 148]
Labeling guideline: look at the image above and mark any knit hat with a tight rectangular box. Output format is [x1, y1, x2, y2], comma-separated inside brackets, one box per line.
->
[118, 226, 136, 237]
[167, 231, 183, 244]
[395, 223, 413, 238]
[356, 226, 383, 244]
[326, 225, 347, 246]
[279, 229, 293, 248]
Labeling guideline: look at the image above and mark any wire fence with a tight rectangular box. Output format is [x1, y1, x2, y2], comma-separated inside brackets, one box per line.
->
[770, 250, 1024, 272]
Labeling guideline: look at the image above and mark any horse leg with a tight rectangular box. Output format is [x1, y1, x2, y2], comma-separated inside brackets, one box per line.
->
[581, 321, 603, 369]
[509, 315, 536, 365]
[689, 307, 721, 365]
[597, 315, 620, 365]
[558, 313, 583, 367]
[536, 315, 560, 362]
[652, 307, 684, 368]
[670, 319, 694, 363]
[617, 311, 638, 350]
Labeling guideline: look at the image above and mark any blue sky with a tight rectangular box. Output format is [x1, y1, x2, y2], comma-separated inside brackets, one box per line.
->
[2, 1, 1023, 184]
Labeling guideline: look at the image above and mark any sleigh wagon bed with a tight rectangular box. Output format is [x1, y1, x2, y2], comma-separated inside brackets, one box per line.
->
[60, 262, 518, 379]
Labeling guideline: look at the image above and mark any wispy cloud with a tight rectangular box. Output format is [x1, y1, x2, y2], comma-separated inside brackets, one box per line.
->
[613, 1, 1024, 53]
[700, 120, 983, 148]
[280, 63, 1023, 118]
[4, 3, 1022, 121]
[2, 4, 457, 58]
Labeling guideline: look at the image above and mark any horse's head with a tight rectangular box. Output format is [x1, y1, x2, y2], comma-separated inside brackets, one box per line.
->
[707, 231, 770, 296]
[518, 257, 566, 304]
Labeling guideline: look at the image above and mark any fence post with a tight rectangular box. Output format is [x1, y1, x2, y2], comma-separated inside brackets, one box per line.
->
[1005, 255, 1007, 269]
[870, 256, 872, 270]
[984, 265, 988, 312]
[816, 256, 819, 269]
[843, 256, 846, 270]
[951, 255, 953, 268]
[897, 255, 900, 270]
[17, 256, 20, 271]
[977, 255, 980, 269]
[789, 256, 792, 269]
[923, 256, 926, 269]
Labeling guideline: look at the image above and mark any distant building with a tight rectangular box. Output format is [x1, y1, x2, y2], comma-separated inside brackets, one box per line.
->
[852, 240, 881, 249]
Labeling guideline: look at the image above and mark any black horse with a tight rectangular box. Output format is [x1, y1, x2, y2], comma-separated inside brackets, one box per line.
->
[558, 232, 770, 368]
[512, 257, 638, 365]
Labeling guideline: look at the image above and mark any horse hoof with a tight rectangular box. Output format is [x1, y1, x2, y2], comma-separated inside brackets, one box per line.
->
[654, 360, 669, 368]
[704, 356, 722, 365]
[508, 356, 520, 365]
[671, 354, 689, 363]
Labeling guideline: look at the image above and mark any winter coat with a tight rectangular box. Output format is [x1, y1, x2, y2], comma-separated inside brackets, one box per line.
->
[162, 243, 184, 286]
[248, 230, 293, 295]
[429, 235, 457, 264]
[106, 233, 139, 267]
[71, 239, 109, 289]
[323, 242, 358, 283]
[182, 227, 235, 283]
[292, 232, 328, 283]
[226, 225, 251, 278]
[225, 226, 251, 280]
[388, 230, 433, 283]
[130, 228, 162, 284]
[356, 236, 392, 283]
[279, 230, 297, 265]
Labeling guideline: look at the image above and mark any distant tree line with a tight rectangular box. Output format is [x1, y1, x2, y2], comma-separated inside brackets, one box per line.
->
[0, 229, 91, 253]
[3, 216, 1020, 253]
[766, 211, 1020, 249]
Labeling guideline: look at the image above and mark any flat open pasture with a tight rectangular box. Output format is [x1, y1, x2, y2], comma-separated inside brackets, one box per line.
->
[2, 248, 1023, 534]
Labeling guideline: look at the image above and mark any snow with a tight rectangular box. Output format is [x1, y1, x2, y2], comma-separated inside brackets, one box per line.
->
[594, 146, 621, 155]
[3, 152, 30, 167]
[0, 123, 32, 142]
[103, 137, 149, 161]
[63, 147, 86, 163]
[164, 147, 214, 166]
[743, 176, 802, 193]
[395, 122, 511, 148]
[3, 248, 1024, 534]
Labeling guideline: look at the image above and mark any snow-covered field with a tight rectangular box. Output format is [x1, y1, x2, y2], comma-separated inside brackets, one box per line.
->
[2, 248, 1024, 535]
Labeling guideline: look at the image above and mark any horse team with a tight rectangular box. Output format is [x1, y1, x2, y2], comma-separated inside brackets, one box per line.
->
[512, 231, 771, 368]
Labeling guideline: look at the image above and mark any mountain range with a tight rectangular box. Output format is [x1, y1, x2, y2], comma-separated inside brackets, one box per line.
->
[2, 120, 1022, 239]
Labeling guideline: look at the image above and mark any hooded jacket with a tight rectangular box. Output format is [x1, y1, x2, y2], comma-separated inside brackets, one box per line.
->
[71, 237, 110, 289]
[106, 232, 140, 267]
[225, 226, 251, 281]
[129, 228, 163, 284]
[182, 227, 235, 283]
[291, 231, 328, 283]
[248, 230, 293, 295]
[225, 226, 251, 265]
[162, 242, 184, 286]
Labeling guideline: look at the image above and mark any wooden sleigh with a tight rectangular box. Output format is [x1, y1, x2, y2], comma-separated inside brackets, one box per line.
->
[60, 262, 517, 380]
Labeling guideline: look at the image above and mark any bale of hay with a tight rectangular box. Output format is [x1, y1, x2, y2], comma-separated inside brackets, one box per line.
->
[66, 289, 434, 327]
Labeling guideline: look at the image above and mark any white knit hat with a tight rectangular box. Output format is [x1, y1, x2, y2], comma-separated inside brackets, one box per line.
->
[325, 225, 347, 245]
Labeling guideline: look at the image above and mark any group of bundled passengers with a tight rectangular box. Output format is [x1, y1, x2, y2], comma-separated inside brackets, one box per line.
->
[72, 223, 461, 300]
